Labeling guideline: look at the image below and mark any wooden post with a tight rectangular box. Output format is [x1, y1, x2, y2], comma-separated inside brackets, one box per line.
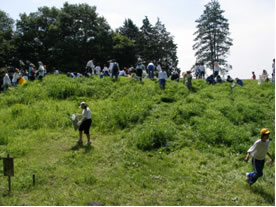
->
[8, 176, 11, 192]
[33, 174, 36, 186]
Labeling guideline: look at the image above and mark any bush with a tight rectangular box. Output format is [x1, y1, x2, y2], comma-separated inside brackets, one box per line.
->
[134, 121, 176, 151]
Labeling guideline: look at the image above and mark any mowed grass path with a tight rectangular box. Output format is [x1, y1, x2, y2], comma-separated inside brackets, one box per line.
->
[0, 75, 274, 205]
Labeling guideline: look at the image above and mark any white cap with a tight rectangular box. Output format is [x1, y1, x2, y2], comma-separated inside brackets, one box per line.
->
[79, 102, 86, 108]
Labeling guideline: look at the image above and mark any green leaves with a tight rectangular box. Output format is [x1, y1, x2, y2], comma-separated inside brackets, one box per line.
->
[193, 0, 233, 67]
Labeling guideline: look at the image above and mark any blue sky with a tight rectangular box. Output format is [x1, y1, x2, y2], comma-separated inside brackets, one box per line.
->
[1, 0, 275, 79]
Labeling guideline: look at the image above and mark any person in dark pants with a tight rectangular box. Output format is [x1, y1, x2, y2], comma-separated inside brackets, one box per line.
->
[184, 71, 193, 90]
[245, 128, 274, 185]
[77, 102, 92, 145]
[111, 60, 120, 80]
[158, 68, 167, 90]
[136, 60, 145, 82]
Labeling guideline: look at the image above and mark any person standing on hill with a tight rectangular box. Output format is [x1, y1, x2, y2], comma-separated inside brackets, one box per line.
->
[77, 102, 92, 145]
[37, 61, 45, 81]
[136, 60, 145, 82]
[2, 71, 11, 91]
[111, 60, 120, 80]
[158, 68, 167, 90]
[245, 128, 274, 185]
[12, 68, 21, 86]
[213, 62, 220, 77]
[199, 63, 205, 79]
[156, 63, 162, 76]
[86, 59, 95, 74]
[272, 59, 275, 83]
[252, 72, 256, 80]
[183, 71, 193, 90]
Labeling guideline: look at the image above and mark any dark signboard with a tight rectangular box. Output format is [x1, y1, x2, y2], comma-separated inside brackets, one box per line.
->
[3, 157, 14, 176]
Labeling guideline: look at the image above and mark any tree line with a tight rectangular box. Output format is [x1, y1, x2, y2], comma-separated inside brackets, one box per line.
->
[0, 2, 178, 75]
[0, 0, 232, 75]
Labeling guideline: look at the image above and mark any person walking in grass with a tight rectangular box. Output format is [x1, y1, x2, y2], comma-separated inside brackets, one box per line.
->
[158, 68, 167, 90]
[136, 59, 145, 82]
[245, 128, 274, 185]
[272, 59, 275, 83]
[199, 62, 205, 79]
[37, 61, 45, 81]
[184, 71, 193, 90]
[12, 68, 21, 86]
[2, 70, 11, 91]
[77, 102, 92, 145]
[111, 60, 120, 80]
[213, 62, 220, 77]
[252, 71, 256, 80]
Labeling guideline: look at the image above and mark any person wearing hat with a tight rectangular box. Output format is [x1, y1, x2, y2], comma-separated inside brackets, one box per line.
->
[77, 102, 92, 145]
[245, 128, 274, 185]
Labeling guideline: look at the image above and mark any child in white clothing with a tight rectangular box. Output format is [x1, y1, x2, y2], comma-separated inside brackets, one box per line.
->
[245, 128, 274, 185]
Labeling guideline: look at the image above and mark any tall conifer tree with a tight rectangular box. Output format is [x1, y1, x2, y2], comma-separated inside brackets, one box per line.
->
[193, 0, 233, 70]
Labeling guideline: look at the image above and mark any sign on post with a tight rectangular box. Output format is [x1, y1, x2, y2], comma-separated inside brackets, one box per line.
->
[3, 157, 14, 176]
[2, 154, 14, 192]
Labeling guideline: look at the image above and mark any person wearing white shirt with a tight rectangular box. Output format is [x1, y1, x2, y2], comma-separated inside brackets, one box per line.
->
[12, 69, 21, 86]
[2, 72, 11, 91]
[108, 60, 114, 75]
[95, 65, 101, 75]
[119, 69, 126, 76]
[158, 68, 167, 90]
[103, 65, 109, 76]
[77, 102, 92, 145]
[37, 62, 45, 80]
[245, 128, 274, 185]
[147, 62, 155, 79]
[86, 59, 95, 74]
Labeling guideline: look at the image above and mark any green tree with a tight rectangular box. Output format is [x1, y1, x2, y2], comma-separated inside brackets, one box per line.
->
[0, 10, 15, 67]
[117, 18, 139, 41]
[193, 0, 233, 69]
[15, 3, 113, 72]
[112, 33, 136, 67]
[153, 18, 178, 75]
[135, 17, 178, 74]
[15, 6, 60, 67]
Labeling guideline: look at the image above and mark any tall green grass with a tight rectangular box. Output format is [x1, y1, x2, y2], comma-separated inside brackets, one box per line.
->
[0, 75, 274, 205]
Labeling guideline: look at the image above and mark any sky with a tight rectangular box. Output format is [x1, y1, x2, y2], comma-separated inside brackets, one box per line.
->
[1, 0, 275, 79]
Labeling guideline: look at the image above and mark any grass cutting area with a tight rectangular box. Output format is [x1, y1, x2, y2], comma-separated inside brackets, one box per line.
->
[0, 75, 275, 205]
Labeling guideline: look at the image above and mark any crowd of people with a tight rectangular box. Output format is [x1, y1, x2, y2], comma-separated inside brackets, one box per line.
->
[1, 60, 50, 92]
[1, 58, 275, 92]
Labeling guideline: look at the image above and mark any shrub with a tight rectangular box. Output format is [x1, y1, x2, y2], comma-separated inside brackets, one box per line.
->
[134, 121, 176, 151]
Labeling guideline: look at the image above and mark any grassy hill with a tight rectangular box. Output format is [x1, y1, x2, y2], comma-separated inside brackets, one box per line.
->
[0, 75, 274, 205]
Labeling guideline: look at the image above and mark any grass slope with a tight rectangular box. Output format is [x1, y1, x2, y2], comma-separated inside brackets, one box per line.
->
[0, 75, 274, 205]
